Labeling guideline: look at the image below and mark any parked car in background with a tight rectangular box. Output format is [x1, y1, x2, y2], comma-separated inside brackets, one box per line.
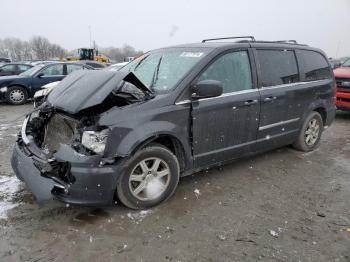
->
[107, 62, 128, 71]
[334, 57, 350, 111]
[11, 37, 335, 208]
[0, 63, 33, 76]
[76, 60, 107, 69]
[28, 60, 58, 66]
[329, 58, 342, 69]
[0, 57, 11, 63]
[0, 62, 93, 104]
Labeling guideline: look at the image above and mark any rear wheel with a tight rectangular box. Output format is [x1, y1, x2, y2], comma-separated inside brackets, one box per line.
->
[116, 143, 180, 209]
[293, 111, 323, 152]
[5, 86, 28, 105]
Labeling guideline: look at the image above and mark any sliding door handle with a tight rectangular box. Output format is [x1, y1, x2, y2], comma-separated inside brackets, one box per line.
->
[263, 96, 277, 102]
[244, 99, 258, 106]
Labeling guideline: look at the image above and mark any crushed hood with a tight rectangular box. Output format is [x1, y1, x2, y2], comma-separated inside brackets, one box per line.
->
[47, 70, 150, 114]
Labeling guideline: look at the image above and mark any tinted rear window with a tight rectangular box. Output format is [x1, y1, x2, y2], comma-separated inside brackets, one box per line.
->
[257, 50, 299, 87]
[298, 50, 331, 81]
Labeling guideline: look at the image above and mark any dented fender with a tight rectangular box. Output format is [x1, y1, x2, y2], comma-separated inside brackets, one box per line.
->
[105, 121, 184, 156]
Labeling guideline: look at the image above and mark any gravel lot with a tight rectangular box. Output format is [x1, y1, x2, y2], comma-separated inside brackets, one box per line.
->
[0, 104, 349, 262]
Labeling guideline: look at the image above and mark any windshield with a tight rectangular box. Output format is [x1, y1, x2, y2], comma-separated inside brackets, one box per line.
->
[20, 64, 45, 76]
[120, 49, 209, 93]
[342, 58, 350, 67]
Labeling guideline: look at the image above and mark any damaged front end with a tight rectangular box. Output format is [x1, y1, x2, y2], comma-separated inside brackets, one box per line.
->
[11, 70, 150, 205]
[12, 106, 118, 205]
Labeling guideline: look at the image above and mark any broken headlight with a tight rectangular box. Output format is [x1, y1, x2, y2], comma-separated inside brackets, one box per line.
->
[81, 129, 109, 154]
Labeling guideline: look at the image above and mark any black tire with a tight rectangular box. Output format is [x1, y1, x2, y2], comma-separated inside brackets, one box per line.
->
[5, 86, 28, 105]
[293, 111, 323, 152]
[116, 143, 180, 209]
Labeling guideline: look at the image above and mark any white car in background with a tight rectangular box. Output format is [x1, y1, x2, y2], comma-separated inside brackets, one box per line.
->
[107, 62, 128, 71]
[33, 81, 60, 107]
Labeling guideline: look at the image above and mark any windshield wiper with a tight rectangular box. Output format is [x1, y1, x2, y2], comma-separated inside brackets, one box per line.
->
[149, 56, 163, 90]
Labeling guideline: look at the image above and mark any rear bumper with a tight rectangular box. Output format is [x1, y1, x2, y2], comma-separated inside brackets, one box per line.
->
[336, 91, 350, 110]
[11, 117, 121, 206]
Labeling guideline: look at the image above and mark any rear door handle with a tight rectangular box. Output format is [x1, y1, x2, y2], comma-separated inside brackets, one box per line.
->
[263, 96, 277, 102]
[244, 99, 258, 106]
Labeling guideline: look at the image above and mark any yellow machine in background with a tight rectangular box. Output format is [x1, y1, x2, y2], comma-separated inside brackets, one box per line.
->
[66, 48, 110, 63]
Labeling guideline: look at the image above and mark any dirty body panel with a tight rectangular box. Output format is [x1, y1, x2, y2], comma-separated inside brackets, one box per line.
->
[11, 42, 336, 206]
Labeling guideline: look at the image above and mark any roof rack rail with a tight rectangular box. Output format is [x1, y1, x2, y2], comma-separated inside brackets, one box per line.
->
[202, 36, 256, 43]
[274, 40, 298, 44]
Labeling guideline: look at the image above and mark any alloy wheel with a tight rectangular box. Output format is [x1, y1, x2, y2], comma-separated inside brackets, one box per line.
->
[128, 157, 171, 201]
[305, 118, 320, 146]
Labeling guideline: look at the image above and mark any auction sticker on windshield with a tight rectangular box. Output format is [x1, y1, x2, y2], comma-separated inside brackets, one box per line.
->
[180, 52, 204, 58]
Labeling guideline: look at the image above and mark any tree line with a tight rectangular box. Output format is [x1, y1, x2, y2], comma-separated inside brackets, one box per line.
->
[0, 36, 66, 61]
[0, 36, 143, 63]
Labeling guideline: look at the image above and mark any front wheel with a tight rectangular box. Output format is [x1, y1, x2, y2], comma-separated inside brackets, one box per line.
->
[116, 143, 180, 209]
[5, 86, 28, 105]
[293, 111, 323, 152]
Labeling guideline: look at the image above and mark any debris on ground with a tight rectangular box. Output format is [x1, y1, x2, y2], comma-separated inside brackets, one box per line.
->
[317, 212, 326, 218]
[194, 189, 201, 199]
[116, 244, 128, 253]
[269, 230, 279, 237]
[217, 234, 227, 241]
[127, 210, 153, 224]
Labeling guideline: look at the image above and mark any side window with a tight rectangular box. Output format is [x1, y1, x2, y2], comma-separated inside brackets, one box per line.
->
[257, 49, 299, 87]
[1, 64, 16, 72]
[66, 64, 84, 74]
[41, 64, 64, 76]
[18, 65, 31, 72]
[198, 51, 252, 93]
[299, 50, 331, 81]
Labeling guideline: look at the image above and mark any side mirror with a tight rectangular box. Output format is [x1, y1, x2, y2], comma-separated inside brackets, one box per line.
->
[191, 80, 223, 99]
[37, 72, 44, 78]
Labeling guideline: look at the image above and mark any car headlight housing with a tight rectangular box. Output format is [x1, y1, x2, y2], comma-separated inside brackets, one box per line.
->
[81, 129, 109, 154]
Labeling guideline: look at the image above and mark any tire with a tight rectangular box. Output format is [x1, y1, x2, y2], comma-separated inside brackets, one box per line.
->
[5, 86, 28, 105]
[293, 111, 323, 152]
[116, 143, 180, 209]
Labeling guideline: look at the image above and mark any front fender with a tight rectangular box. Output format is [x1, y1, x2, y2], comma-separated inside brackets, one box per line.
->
[104, 120, 187, 157]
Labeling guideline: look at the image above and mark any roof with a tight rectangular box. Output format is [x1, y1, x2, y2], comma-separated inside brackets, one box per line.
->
[161, 37, 320, 52]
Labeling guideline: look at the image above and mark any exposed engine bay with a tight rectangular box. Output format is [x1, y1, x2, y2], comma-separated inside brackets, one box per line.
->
[26, 88, 141, 157]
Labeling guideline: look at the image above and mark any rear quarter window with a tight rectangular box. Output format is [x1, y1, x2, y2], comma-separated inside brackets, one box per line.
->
[257, 49, 299, 87]
[298, 50, 331, 81]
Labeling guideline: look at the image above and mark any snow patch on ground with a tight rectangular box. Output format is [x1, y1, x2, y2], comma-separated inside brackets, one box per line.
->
[0, 175, 21, 219]
[126, 210, 153, 224]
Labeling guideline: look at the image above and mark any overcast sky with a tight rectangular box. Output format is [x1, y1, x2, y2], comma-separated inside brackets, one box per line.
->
[1, 0, 349, 57]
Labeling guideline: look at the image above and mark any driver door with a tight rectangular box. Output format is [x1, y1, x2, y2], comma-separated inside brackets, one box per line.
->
[191, 50, 260, 168]
[31, 64, 65, 92]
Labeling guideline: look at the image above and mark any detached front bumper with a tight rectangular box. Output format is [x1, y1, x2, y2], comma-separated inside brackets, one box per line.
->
[11, 116, 121, 206]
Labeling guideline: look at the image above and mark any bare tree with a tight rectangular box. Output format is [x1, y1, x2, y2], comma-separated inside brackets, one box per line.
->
[100, 44, 144, 62]
[0, 36, 142, 62]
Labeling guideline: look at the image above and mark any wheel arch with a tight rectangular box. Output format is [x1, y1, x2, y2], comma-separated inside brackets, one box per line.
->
[302, 102, 328, 127]
[129, 134, 188, 173]
[313, 107, 327, 126]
